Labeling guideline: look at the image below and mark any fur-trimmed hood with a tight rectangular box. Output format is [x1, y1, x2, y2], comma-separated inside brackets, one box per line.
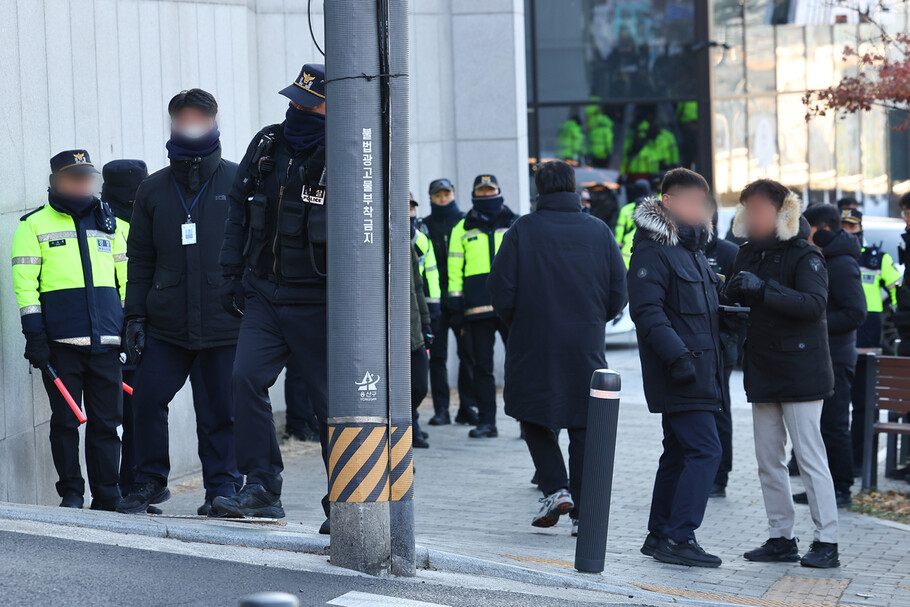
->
[632, 196, 713, 247]
[732, 191, 806, 242]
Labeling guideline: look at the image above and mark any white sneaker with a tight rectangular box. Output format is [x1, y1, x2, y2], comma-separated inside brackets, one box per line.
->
[571, 518, 579, 537]
[532, 488, 574, 528]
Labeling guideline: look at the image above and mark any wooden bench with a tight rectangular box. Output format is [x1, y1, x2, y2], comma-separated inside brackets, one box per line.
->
[861, 354, 910, 491]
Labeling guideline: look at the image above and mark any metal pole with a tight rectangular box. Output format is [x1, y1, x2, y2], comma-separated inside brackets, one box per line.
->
[574, 369, 621, 574]
[325, 0, 392, 577]
[387, 0, 416, 578]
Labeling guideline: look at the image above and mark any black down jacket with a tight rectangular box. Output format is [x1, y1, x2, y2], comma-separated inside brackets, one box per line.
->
[627, 198, 725, 415]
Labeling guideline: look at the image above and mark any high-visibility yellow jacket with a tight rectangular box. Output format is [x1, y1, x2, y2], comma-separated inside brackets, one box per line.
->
[447, 208, 518, 319]
[860, 247, 901, 313]
[11, 200, 127, 352]
[614, 201, 637, 268]
[413, 230, 441, 306]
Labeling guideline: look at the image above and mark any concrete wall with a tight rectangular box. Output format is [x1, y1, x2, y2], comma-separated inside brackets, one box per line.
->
[0, 0, 527, 505]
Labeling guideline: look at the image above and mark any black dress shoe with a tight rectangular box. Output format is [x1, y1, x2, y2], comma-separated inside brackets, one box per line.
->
[744, 537, 799, 562]
[835, 491, 852, 507]
[212, 484, 285, 519]
[800, 541, 839, 568]
[117, 481, 170, 514]
[788, 458, 800, 477]
[319, 518, 331, 535]
[413, 434, 429, 448]
[197, 499, 213, 516]
[90, 498, 121, 512]
[428, 412, 451, 426]
[640, 532, 661, 556]
[653, 537, 721, 568]
[59, 494, 84, 509]
[468, 424, 498, 438]
[454, 407, 479, 425]
[709, 483, 726, 498]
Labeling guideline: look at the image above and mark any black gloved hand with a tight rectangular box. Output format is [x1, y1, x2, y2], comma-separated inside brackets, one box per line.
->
[220, 276, 246, 318]
[725, 271, 766, 303]
[24, 331, 50, 369]
[669, 352, 697, 386]
[422, 323, 435, 347]
[125, 318, 146, 365]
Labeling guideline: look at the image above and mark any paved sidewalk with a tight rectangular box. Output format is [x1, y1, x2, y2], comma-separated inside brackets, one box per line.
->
[164, 343, 910, 607]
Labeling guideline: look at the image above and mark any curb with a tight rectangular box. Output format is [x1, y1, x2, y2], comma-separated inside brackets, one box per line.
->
[0, 502, 749, 607]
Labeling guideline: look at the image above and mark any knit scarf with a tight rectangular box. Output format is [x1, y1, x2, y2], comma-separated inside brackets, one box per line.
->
[166, 126, 221, 161]
[430, 199, 461, 219]
[472, 195, 504, 223]
[284, 104, 326, 153]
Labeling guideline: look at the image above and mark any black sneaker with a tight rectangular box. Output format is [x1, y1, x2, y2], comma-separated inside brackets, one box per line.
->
[709, 483, 726, 498]
[653, 537, 722, 568]
[454, 407, 479, 425]
[59, 494, 83, 509]
[793, 492, 809, 504]
[800, 541, 839, 568]
[319, 518, 330, 535]
[90, 498, 121, 512]
[468, 424, 498, 438]
[744, 537, 799, 562]
[640, 532, 661, 556]
[117, 480, 170, 514]
[197, 499, 213, 516]
[835, 492, 852, 507]
[413, 433, 429, 449]
[212, 484, 285, 519]
[428, 412, 451, 426]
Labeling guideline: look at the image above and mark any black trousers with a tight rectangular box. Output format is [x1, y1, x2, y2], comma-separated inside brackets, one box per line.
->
[648, 411, 721, 543]
[411, 348, 429, 436]
[714, 366, 733, 487]
[823, 355, 856, 494]
[467, 316, 509, 427]
[232, 291, 328, 508]
[429, 307, 477, 414]
[284, 361, 320, 435]
[132, 337, 242, 499]
[41, 346, 122, 502]
[521, 421, 586, 518]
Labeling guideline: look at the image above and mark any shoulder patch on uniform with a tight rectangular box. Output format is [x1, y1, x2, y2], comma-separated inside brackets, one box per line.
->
[809, 256, 822, 272]
[637, 267, 648, 279]
[20, 206, 45, 221]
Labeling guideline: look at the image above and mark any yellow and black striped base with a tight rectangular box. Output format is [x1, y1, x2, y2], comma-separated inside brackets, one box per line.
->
[389, 425, 414, 501]
[328, 424, 390, 503]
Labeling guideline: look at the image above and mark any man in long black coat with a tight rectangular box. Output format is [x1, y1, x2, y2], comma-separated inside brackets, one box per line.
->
[628, 168, 725, 568]
[488, 161, 626, 534]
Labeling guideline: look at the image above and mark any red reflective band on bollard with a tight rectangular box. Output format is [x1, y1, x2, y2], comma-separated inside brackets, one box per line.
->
[122, 382, 133, 395]
[575, 368, 621, 573]
[44, 366, 87, 424]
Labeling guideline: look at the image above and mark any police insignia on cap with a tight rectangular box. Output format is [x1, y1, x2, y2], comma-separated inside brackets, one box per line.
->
[302, 72, 315, 88]
[74, 153, 86, 163]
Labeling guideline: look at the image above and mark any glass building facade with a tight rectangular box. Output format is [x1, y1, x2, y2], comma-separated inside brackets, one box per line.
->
[525, 0, 910, 215]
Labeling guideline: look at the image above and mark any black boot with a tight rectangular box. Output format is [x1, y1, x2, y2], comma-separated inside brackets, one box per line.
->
[59, 494, 84, 509]
[428, 412, 451, 426]
[468, 424, 498, 438]
[800, 541, 839, 568]
[212, 484, 285, 519]
[744, 537, 799, 563]
[454, 407, 479, 425]
[117, 480, 170, 514]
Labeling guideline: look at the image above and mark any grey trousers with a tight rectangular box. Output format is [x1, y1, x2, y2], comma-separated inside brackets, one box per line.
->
[752, 400, 838, 543]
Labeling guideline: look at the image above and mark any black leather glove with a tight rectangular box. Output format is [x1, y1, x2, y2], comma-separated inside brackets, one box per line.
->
[24, 332, 50, 369]
[125, 318, 146, 365]
[669, 352, 697, 386]
[220, 276, 246, 318]
[726, 271, 766, 303]
[422, 323, 435, 347]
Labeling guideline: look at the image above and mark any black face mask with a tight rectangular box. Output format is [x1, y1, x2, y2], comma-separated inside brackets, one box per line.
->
[49, 189, 96, 216]
[854, 230, 864, 246]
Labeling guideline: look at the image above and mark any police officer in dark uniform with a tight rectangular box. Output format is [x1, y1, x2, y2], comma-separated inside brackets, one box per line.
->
[216, 64, 329, 520]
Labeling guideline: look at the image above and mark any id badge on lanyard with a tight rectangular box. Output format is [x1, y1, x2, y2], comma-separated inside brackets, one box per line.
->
[173, 174, 211, 246]
[182, 219, 197, 245]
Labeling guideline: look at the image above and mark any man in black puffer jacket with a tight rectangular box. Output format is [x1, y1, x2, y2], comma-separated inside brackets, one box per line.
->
[119, 90, 242, 516]
[629, 168, 724, 569]
[798, 204, 865, 507]
[725, 179, 839, 569]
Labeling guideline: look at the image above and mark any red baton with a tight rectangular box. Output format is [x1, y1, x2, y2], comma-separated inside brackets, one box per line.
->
[122, 382, 133, 395]
[43, 365, 87, 424]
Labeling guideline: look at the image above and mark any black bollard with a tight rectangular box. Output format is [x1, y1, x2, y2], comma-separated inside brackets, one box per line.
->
[574, 369, 621, 574]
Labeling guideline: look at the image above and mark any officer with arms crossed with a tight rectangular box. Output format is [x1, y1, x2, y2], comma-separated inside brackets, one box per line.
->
[11, 150, 127, 510]
[217, 64, 330, 523]
[118, 89, 243, 516]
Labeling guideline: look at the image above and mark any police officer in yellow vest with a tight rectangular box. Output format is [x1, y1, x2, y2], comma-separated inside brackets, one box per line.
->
[841, 209, 901, 348]
[11, 150, 127, 510]
[448, 174, 518, 438]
